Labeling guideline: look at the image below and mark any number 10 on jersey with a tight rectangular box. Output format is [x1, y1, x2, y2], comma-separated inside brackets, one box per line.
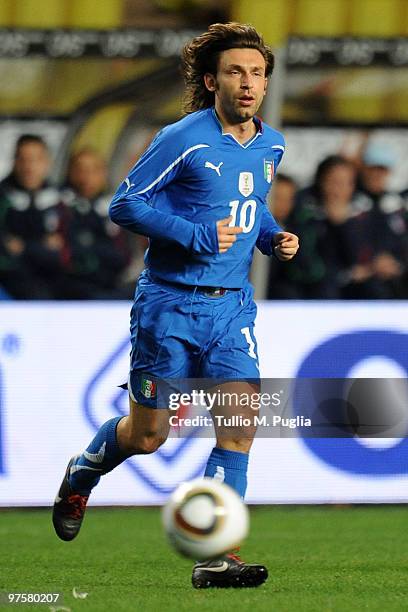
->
[228, 200, 257, 233]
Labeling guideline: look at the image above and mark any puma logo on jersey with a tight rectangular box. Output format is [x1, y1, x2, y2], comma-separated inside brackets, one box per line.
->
[124, 177, 135, 193]
[205, 161, 223, 176]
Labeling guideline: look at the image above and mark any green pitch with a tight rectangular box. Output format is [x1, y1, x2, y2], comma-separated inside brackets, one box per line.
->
[1, 506, 408, 611]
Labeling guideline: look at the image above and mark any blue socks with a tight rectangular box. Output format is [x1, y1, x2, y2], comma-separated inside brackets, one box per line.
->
[69, 421, 250, 500]
[69, 417, 128, 495]
[204, 447, 249, 498]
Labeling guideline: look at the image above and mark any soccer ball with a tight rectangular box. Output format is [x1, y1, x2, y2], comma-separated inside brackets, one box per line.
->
[162, 477, 249, 560]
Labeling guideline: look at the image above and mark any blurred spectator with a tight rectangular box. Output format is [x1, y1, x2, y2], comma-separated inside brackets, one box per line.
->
[359, 143, 396, 200]
[358, 144, 407, 297]
[0, 134, 66, 299]
[270, 174, 297, 225]
[317, 155, 377, 298]
[272, 155, 405, 300]
[268, 160, 357, 299]
[59, 148, 131, 299]
[277, 157, 362, 298]
[267, 174, 303, 298]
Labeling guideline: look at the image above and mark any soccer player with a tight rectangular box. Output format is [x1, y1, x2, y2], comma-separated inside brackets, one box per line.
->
[53, 22, 299, 588]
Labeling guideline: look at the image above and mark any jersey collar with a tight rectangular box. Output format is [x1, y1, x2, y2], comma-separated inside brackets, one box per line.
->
[211, 107, 263, 149]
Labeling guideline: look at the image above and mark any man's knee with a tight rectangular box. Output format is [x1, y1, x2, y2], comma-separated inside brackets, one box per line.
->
[126, 432, 167, 455]
[118, 404, 170, 455]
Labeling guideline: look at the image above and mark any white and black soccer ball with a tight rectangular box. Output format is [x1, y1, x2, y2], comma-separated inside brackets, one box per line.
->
[162, 477, 249, 560]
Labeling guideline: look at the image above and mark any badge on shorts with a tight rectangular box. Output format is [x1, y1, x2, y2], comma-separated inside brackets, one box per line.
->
[238, 172, 254, 197]
[141, 377, 156, 399]
[264, 160, 274, 183]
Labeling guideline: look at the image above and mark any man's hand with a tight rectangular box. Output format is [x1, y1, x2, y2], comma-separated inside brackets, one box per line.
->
[217, 216, 243, 253]
[372, 252, 403, 280]
[350, 264, 372, 283]
[4, 235, 25, 256]
[44, 233, 64, 251]
[273, 231, 299, 261]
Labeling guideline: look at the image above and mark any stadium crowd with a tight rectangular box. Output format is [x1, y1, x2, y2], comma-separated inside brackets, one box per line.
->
[0, 135, 143, 300]
[0, 134, 406, 300]
[268, 146, 407, 299]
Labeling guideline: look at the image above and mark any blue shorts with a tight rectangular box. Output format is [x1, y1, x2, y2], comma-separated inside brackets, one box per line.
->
[128, 271, 260, 408]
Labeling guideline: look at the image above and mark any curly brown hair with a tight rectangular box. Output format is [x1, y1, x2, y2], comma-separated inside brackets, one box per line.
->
[181, 22, 275, 114]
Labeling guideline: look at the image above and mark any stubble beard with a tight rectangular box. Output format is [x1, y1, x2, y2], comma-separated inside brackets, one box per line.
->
[227, 99, 259, 124]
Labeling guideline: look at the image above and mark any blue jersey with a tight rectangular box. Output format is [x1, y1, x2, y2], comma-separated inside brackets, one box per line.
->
[110, 107, 285, 288]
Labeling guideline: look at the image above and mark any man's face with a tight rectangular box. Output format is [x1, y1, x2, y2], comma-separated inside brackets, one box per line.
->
[68, 152, 107, 199]
[205, 48, 268, 124]
[321, 164, 356, 204]
[271, 180, 296, 222]
[361, 165, 390, 195]
[14, 142, 50, 191]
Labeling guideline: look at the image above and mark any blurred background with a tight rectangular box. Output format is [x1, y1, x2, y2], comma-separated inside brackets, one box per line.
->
[0, 1, 407, 506]
[0, 0, 407, 300]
